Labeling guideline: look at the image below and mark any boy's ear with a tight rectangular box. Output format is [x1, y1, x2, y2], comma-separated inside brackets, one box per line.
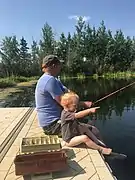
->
[61, 99, 69, 106]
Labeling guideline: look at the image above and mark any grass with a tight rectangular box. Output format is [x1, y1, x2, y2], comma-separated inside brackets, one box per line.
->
[10, 76, 39, 82]
[60, 73, 86, 80]
[0, 76, 39, 88]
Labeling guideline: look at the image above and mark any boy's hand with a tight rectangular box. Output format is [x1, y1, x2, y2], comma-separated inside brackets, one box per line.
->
[89, 107, 100, 113]
[84, 101, 93, 108]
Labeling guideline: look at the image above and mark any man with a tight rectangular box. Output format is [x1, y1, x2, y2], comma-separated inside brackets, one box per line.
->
[35, 55, 92, 135]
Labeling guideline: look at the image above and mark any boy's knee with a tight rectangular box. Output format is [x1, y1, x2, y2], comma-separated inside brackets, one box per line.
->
[82, 135, 89, 142]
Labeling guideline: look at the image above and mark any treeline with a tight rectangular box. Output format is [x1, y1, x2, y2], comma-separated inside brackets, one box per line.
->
[1, 16, 135, 77]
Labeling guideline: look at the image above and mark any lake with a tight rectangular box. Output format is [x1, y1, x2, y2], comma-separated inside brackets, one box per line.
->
[1, 78, 135, 180]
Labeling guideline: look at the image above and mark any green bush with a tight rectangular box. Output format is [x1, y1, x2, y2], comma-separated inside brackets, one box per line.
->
[0, 78, 16, 88]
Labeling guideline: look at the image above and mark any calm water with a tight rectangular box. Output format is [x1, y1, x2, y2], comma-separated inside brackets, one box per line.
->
[0, 86, 35, 107]
[1, 78, 135, 180]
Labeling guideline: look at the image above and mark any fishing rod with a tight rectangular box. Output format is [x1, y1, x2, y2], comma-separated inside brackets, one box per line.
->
[93, 81, 135, 105]
[90, 81, 135, 125]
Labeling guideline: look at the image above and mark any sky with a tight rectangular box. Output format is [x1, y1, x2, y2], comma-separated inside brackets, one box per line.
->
[0, 0, 135, 45]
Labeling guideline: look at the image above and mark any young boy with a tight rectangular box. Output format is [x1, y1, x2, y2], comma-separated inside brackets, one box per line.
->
[60, 92, 112, 155]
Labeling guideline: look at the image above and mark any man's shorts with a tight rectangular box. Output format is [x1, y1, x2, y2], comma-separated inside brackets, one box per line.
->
[42, 120, 61, 136]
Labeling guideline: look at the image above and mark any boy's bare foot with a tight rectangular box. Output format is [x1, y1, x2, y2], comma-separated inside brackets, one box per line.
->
[61, 140, 66, 147]
[99, 147, 112, 155]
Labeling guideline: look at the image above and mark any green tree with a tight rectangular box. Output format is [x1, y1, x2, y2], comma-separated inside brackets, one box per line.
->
[57, 32, 67, 61]
[113, 30, 126, 71]
[130, 37, 135, 70]
[83, 25, 98, 74]
[69, 16, 86, 74]
[95, 21, 110, 74]
[31, 40, 40, 76]
[19, 37, 31, 76]
[39, 23, 55, 61]
[0, 36, 20, 76]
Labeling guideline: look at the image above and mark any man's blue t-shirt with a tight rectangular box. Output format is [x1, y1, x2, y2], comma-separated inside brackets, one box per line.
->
[35, 74, 67, 127]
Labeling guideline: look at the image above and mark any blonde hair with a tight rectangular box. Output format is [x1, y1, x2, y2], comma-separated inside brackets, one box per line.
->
[61, 91, 79, 108]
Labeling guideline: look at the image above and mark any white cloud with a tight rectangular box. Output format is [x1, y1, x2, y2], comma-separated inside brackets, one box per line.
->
[82, 16, 90, 21]
[68, 15, 90, 22]
[68, 15, 80, 21]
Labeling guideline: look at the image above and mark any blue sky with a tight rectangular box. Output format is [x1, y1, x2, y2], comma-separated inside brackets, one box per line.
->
[0, 0, 135, 45]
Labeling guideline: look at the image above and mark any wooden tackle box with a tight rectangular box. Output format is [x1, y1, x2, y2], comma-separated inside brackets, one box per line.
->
[20, 135, 61, 153]
[14, 135, 67, 175]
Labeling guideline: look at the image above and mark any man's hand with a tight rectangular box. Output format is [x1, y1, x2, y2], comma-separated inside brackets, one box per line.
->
[84, 101, 93, 108]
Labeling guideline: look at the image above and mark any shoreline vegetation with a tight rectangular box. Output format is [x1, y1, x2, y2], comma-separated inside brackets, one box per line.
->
[0, 76, 39, 88]
[61, 71, 135, 80]
[1, 71, 135, 88]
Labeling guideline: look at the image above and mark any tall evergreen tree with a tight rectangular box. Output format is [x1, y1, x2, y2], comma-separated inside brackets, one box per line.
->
[19, 37, 31, 76]
[31, 40, 40, 75]
[0, 36, 20, 76]
[57, 32, 67, 61]
[39, 23, 55, 60]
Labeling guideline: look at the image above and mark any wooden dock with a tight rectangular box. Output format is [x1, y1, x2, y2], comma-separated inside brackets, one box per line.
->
[0, 108, 117, 180]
